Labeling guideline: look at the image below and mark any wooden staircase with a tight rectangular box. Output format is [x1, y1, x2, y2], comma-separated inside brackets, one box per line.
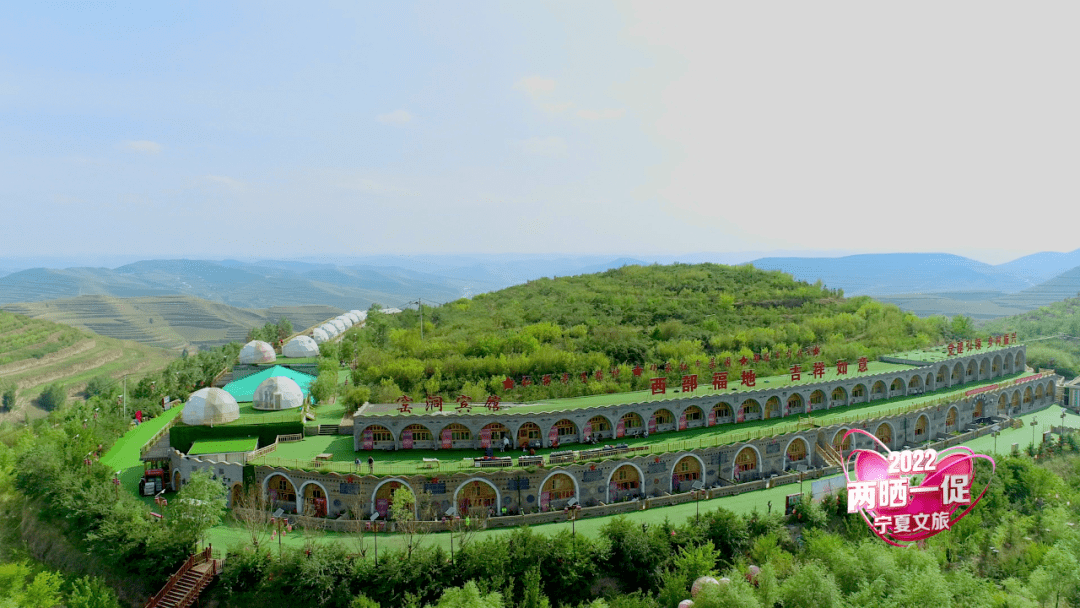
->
[145, 546, 221, 608]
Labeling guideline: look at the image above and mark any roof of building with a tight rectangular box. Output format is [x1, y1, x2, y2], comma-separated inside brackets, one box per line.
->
[222, 365, 316, 402]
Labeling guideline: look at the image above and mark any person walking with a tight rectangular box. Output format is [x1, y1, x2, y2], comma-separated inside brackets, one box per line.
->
[367, 456, 374, 474]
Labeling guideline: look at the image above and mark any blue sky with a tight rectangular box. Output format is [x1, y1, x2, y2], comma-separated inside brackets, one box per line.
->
[3, 2, 1077, 264]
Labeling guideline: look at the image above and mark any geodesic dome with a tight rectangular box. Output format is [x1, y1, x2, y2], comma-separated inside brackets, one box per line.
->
[336, 315, 353, 327]
[283, 335, 319, 358]
[239, 340, 276, 364]
[344, 312, 360, 324]
[331, 319, 347, 333]
[350, 310, 366, 322]
[311, 328, 330, 344]
[253, 376, 305, 411]
[319, 323, 338, 338]
[182, 388, 240, 426]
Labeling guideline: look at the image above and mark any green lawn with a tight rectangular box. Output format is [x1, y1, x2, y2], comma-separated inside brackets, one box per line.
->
[210, 402, 1066, 556]
[253, 372, 1038, 476]
[379, 361, 923, 418]
[885, 343, 1013, 364]
[101, 405, 183, 506]
[189, 437, 259, 455]
[232, 402, 304, 425]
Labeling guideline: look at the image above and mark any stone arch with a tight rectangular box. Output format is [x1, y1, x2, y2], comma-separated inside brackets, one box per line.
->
[915, 414, 930, 440]
[651, 408, 676, 432]
[671, 454, 705, 492]
[946, 406, 958, 433]
[909, 375, 923, 390]
[1015, 351, 1025, 371]
[874, 422, 893, 449]
[620, 412, 645, 435]
[173, 470, 182, 493]
[299, 480, 330, 518]
[952, 363, 964, 382]
[362, 424, 395, 447]
[809, 390, 826, 410]
[441, 422, 471, 447]
[937, 365, 949, 385]
[481, 422, 509, 441]
[851, 384, 867, 403]
[264, 472, 297, 511]
[739, 399, 761, 421]
[403, 423, 434, 447]
[1045, 380, 1056, 401]
[890, 377, 905, 394]
[992, 355, 1002, 376]
[786, 393, 805, 414]
[997, 394, 1008, 415]
[1035, 384, 1045, 401]
[585, 415, 614, 439]
[733, 445, 760, 480]
[517, 422, 541, 448]
[549, 418, 577, 446]
[455, 478, 500, 516]
[712, 402, 733, 421]
[1011, 390, 1021, 411]
[681, 405, 705, 428]
[832, 428, 852, 453]
[1023, 386, 1033, 404]
[230, 482, 243, 507]
[967, 360, 977, 380]
[871, 381, 887, 399]
[831, 386, 847, 406]
[925, 373, 935, 390]
[784, 436, 810, 468]
[539, 471, 578, 509]
[973, 398, 984, 418]
[1003, 355, 1013, 373]
[980, 358, 990, 379]
[372, 478, 414, 519]
[764, 397, 781, 419]
[607, 464, 644, 502]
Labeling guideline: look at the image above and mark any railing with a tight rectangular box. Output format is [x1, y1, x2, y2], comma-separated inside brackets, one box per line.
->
[144, 545, 213, 608]
[277, 433, 303, 442]
[140, 415, 182, 458]
[247, 442, 279, 460]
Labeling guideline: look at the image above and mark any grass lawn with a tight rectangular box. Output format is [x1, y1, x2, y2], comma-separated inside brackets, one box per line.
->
[211, 402, 1064, 556]
[232, 402, 304, 425]
[254, 372, 1035, 476]
[886, 343, 1013, 364]
[189, 437, 259, 455]
[310, 402, 348, 425]
[379, 361, 919, 418]
[101, 405, 183, 505]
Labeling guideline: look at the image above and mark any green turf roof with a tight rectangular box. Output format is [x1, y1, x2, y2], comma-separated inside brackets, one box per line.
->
[189, 437, 259, 455]
[223, 365, 315, 402]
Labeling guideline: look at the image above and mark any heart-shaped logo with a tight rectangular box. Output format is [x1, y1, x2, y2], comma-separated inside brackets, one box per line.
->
[841, 428, 995, 546]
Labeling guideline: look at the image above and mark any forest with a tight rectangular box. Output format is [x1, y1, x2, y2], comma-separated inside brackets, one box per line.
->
[333, 264, 969, 404]
[982, 297, 1080, 380]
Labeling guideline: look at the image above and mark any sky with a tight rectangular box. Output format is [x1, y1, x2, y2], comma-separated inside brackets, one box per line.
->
[2, 2, 1078, 265]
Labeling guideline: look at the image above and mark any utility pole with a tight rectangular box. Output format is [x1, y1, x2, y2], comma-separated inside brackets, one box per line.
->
[123, 375, 127, 421]
[418, 299, 423, 341]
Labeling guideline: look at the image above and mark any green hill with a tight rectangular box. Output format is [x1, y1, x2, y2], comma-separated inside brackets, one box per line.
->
[2, 295, 342, 353]
[344, 263, 955, 402]
[0, 310, 172, 422]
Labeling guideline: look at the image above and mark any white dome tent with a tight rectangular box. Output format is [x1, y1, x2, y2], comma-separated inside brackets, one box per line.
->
[239, 340, 276, 364]
[336, 315, 353, 327]
[252, 376, 305, 411]
[345, 312, 360, 324]
[330, 319, 347, 333]
[350, 310, 366, 323]
[182, 388, 240, 426]
[319, 323, 338, 338]
[311, 327, 330, 344]
[283, 335, 320, 357]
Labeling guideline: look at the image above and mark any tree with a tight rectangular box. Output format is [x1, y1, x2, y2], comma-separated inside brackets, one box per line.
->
[169, 469, 227, 550]
[0, 380, 14, 412]
[342, 386, 371, 414]
[309, 371, 339, 404]
[434, 581, 503, 608]
[232, 482, 274, 550]
[85, 375, 117, 399]
[277, 316, 293, 341]
[390, 486, 436, 558]
[67, 575, 122, 608]
[37, 383, 66, 411]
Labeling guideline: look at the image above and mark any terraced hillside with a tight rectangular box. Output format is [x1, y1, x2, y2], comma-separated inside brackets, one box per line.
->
[0, 310, 172, 422]
[3, 295, 342, 352]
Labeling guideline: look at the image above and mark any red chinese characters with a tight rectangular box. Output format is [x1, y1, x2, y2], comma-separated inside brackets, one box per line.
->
[521, 376, 533, 387]
[632, 365, 643, 377]
[594, 369, 603, 381]
[948, 343, 955, 356]
[790, 364, 801, 382]
[542, 374, 552, 386]
[741, 369, 756, 387]
[975, 338, 982, 350]
[425, 395, 443, 412]
[836, 360, 848, 375]
[812, 361, 825, 379]
[561, 372, 570, 385]
[456, 395, 472, 411]
[484, 395, 501, 412]
[650, 377, 667, 395]
[811, 346, 821, 356]
[739, 356, 749, 366]
[858, 357, 869, 373]
[681, 374, 698, 393]
[396, 395, 412, 413]
[580, 372, 589, 384]
[712, 372, 728, 390]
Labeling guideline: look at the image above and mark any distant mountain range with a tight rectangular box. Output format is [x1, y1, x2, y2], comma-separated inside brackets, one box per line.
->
[749, 249, 1080, 319]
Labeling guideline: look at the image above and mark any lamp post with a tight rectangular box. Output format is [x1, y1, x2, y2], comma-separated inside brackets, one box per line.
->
[1032, 417, 1039, 447]
[692, 481, 704, 523]
[113, 471, 121, 500]
[565, 503, 581, 538]
[992, 431, 999, 455]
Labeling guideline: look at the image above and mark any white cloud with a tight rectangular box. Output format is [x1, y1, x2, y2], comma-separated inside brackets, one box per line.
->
[576, 108, 626, 121]
[121, 140, 162, 155]
[514, 76, 557, 97]
[519, 136, 567, 157]
[376, 109, 414, 124]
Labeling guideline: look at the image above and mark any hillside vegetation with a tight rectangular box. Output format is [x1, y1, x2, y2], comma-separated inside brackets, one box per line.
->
[3, 295, 342, 352]
[342, 263, 959, 402]
[0, 310, 171, 422]
[982, 296, 1080, 378]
